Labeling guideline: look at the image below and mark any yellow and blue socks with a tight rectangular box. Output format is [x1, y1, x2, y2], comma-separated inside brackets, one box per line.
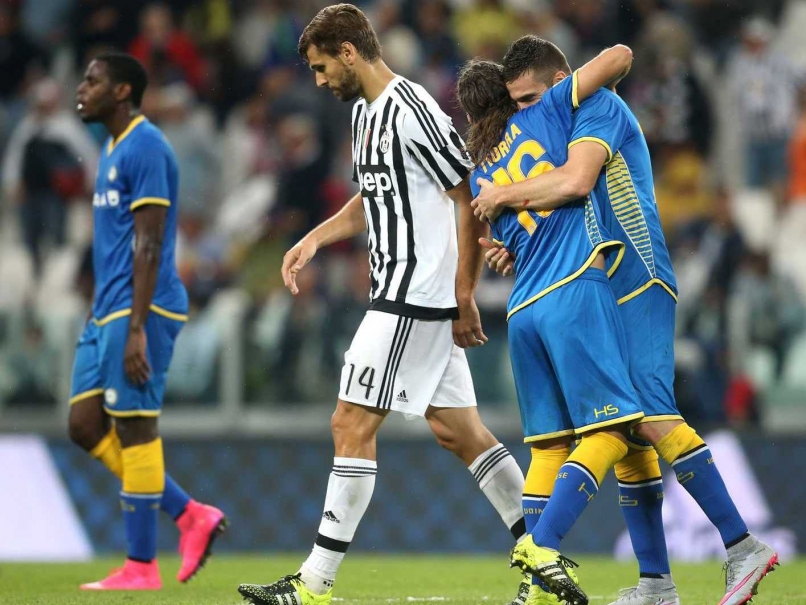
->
[615, 447, 673, 588]
[656, 424, 748, 547]
[162, 475, 191, 520]
[532, 432, 628, 550]
[90, 428, 124, 478]
[92, 428, 191, 520]
[524, 445, 570, 587]
[120, 438, 165, 562]
[523, 446, 570, 532]
[469, 443, 527, 541]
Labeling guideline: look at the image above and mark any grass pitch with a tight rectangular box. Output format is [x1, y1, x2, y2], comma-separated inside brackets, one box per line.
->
[0, 554, 802, 605]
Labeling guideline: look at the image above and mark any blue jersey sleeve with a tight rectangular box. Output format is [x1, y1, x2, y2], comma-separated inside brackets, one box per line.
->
[469, 167, 484, 197]
[469, 168, 504, 244]
[126, 140, 172, 212]
[569, 92, 632, 164]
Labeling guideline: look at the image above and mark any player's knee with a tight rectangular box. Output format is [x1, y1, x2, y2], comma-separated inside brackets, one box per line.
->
[68, 416, 103, 451]
[431, 424, 460, 454]
[427, 409, 495, 458]
[330, 410, 349, 443]
[427, 415, 470, 456]
[330, 406, 376, 450]
[115, 417, 159, 448]
[634, 419, 684, 445]
[431, 424, 493, 463]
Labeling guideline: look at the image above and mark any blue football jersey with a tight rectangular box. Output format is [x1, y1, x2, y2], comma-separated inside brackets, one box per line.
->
[91, 116, 187, 322]
[563, 82, 678, 303]
[470, 77, 623, 319]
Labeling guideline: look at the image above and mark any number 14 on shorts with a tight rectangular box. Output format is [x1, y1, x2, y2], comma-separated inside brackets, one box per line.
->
[345, 364, 376, 399]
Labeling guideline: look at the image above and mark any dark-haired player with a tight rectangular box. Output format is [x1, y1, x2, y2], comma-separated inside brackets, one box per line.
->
[459, 53, 647, 605]
[237, 4, 527, 605]
[475, 36, 778, 605]
[71, 52, 226, 590]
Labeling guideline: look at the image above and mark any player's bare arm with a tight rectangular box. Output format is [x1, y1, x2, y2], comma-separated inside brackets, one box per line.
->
[282, 192, 366, 295]
[127, 205, 167, 385]
[474, 142, 608, 222]
[576, 44, 633, 97]
[472, 44, 631, 223]
[448, 178, 489, 348]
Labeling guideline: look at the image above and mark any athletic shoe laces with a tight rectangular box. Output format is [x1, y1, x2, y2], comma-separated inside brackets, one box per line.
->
[262, 574, 303, 595]
[722, 561, 738, 588]
[617, 587, 640, 598]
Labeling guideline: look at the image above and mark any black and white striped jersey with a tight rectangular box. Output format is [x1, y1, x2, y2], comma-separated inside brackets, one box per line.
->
[351, 76, 473, 320]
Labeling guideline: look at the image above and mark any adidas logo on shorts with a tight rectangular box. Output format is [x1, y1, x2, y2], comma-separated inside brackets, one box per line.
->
[322, 511, 340, 523]
[396, 390, 409, 403]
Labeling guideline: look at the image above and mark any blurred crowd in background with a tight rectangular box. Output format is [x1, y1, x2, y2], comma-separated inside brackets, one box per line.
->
[2, 0, 806, 428]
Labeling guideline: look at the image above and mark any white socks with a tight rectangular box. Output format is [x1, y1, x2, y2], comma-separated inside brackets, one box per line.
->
[469, 443, 526, 541]
[300, 457, 377, 594]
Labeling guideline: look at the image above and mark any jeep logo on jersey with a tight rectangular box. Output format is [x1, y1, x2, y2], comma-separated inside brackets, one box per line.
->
[359, 165, 397, 198]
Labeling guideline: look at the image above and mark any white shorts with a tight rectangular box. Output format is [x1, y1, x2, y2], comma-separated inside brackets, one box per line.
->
[339, 311, 477, 416]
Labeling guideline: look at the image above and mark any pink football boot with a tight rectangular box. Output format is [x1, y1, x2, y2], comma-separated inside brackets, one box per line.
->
[81, 558, 162, 590]
[176, 499, 228, 583]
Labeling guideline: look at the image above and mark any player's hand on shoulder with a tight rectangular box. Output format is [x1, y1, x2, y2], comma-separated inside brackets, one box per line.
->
[281, 237, 317, 296]
[479, 238, 514, 277]
[453, 297, 488, 349]
[472, 179, 504, 223]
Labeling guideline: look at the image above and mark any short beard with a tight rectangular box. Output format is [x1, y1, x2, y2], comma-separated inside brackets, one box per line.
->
[336, 67, 361, 102]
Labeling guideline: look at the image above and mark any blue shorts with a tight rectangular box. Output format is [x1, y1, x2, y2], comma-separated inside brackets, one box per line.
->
[69, 311, 183, 417]
[508, 268, 644, 443]
[619, 283, 682, 424]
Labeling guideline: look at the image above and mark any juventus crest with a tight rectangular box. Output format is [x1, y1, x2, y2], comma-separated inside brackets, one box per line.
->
[379, 124, 392, 154]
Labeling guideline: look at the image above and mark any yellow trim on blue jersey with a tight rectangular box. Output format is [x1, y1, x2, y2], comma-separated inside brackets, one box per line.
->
[93, 309, 132, 326]
[574, 411, 645, 435]
[524, 428, 577, 444]
[506, 240, 625, 321]
[104, 407, 161, 418]
[107, 115, 146, 154]
[571, 70, 580, 110]
[606, 242, 624, 278]
[149, 304, 188, 322]
[616, 278, 678, 306]
[568, 137, 613, 164]
[69, 388, 105, 405]
[130, 197, 171, 211]
[93, 305, 188, 326]
[635, 414, 684, 424]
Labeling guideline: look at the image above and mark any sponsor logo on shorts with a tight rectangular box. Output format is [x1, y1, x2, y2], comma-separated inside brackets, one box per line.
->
[322, 511, 340, 523]
[104, 389, 118, 406]
[593, 404, 619, 418]
[396, 390, 408, 403]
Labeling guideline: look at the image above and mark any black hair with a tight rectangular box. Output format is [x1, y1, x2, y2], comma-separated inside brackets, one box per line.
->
[95, 52, 148, 108]
[502, 35, 571, 86]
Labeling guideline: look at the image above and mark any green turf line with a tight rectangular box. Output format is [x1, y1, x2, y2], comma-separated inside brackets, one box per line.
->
[0, 555, 802, 605]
